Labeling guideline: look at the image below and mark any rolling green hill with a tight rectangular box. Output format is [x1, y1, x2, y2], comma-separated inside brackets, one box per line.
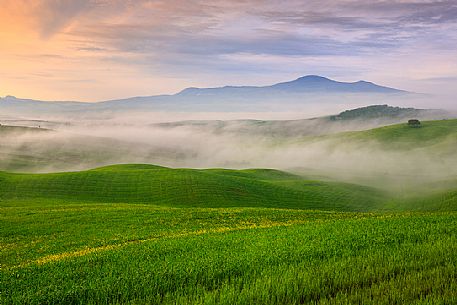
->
[289, 118, 457, 147]
[341, 118, 457, 149]
[0, 164, 387, 212]
[384, 187, 457, 212]
[1, 164, 456, 213]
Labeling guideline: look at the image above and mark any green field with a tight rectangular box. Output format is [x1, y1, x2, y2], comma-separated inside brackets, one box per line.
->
[319, 119, 457, 156]
[2, 119, 457, 304]
[3, 206, 457, 305]
[2, 163, 457, 304]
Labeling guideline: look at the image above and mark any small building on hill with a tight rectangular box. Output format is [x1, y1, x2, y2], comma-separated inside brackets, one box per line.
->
[408, 119, 421, 127]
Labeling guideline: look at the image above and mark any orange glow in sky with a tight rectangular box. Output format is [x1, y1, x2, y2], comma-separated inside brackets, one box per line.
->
[1, 0, 457, 101]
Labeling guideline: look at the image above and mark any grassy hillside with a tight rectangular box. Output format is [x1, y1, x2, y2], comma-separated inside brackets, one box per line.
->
[291, 118, 457, 149]
[384, 187, 457, 212]
[1, 163, 457, 304]
[1, 164, 456, 212]
[0, 164, 386, 212]
[342, 118, 457, 149]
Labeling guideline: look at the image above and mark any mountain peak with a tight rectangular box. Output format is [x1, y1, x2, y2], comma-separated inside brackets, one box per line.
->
[295, 75, 331, 82]
[270, 75, 405, 94]
[175, 75, 406, 97]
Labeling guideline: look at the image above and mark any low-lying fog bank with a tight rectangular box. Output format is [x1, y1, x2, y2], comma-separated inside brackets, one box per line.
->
[1, 115, 456, 192]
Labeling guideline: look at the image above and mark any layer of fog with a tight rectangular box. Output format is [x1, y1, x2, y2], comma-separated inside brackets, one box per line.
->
[1, 91, 456, 124]
[1, 121, 456, 193]
[1, 92, 456, 192]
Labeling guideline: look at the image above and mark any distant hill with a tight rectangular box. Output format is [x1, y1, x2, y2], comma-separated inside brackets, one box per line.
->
[329, 104, 440, 121]
[340, 118, 457, 149]
[0, 124, 49, 134]
[153, 105, 452, 138]
[0, 76, 411, 115]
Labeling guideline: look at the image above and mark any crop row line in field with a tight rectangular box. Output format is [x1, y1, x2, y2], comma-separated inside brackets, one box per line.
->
[12, 219, 310, 270]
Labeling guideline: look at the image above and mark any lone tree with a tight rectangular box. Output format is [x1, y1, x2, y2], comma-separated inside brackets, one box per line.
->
[408, 119, 421, 127]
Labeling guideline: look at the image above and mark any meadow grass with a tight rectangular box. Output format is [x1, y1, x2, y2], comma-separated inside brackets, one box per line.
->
[1, 163, 457, 304]
[1, 204, 344, 268]
[2, 206, 456, 304]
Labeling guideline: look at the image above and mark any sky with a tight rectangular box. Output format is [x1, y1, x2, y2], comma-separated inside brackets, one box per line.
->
[1, 0, 457, 102]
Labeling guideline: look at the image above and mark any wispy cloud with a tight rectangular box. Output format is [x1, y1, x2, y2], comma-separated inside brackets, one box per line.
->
[1, 0, 457, 100]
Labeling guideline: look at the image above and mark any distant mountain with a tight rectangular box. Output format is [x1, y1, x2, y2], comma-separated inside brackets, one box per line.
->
[268, 75, 404, 93]
[0, 76, 412, 115]
[176, 75, 406, 97]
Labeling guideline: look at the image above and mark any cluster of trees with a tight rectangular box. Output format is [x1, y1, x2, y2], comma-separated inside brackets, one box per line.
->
[330, 104, 420, 120]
